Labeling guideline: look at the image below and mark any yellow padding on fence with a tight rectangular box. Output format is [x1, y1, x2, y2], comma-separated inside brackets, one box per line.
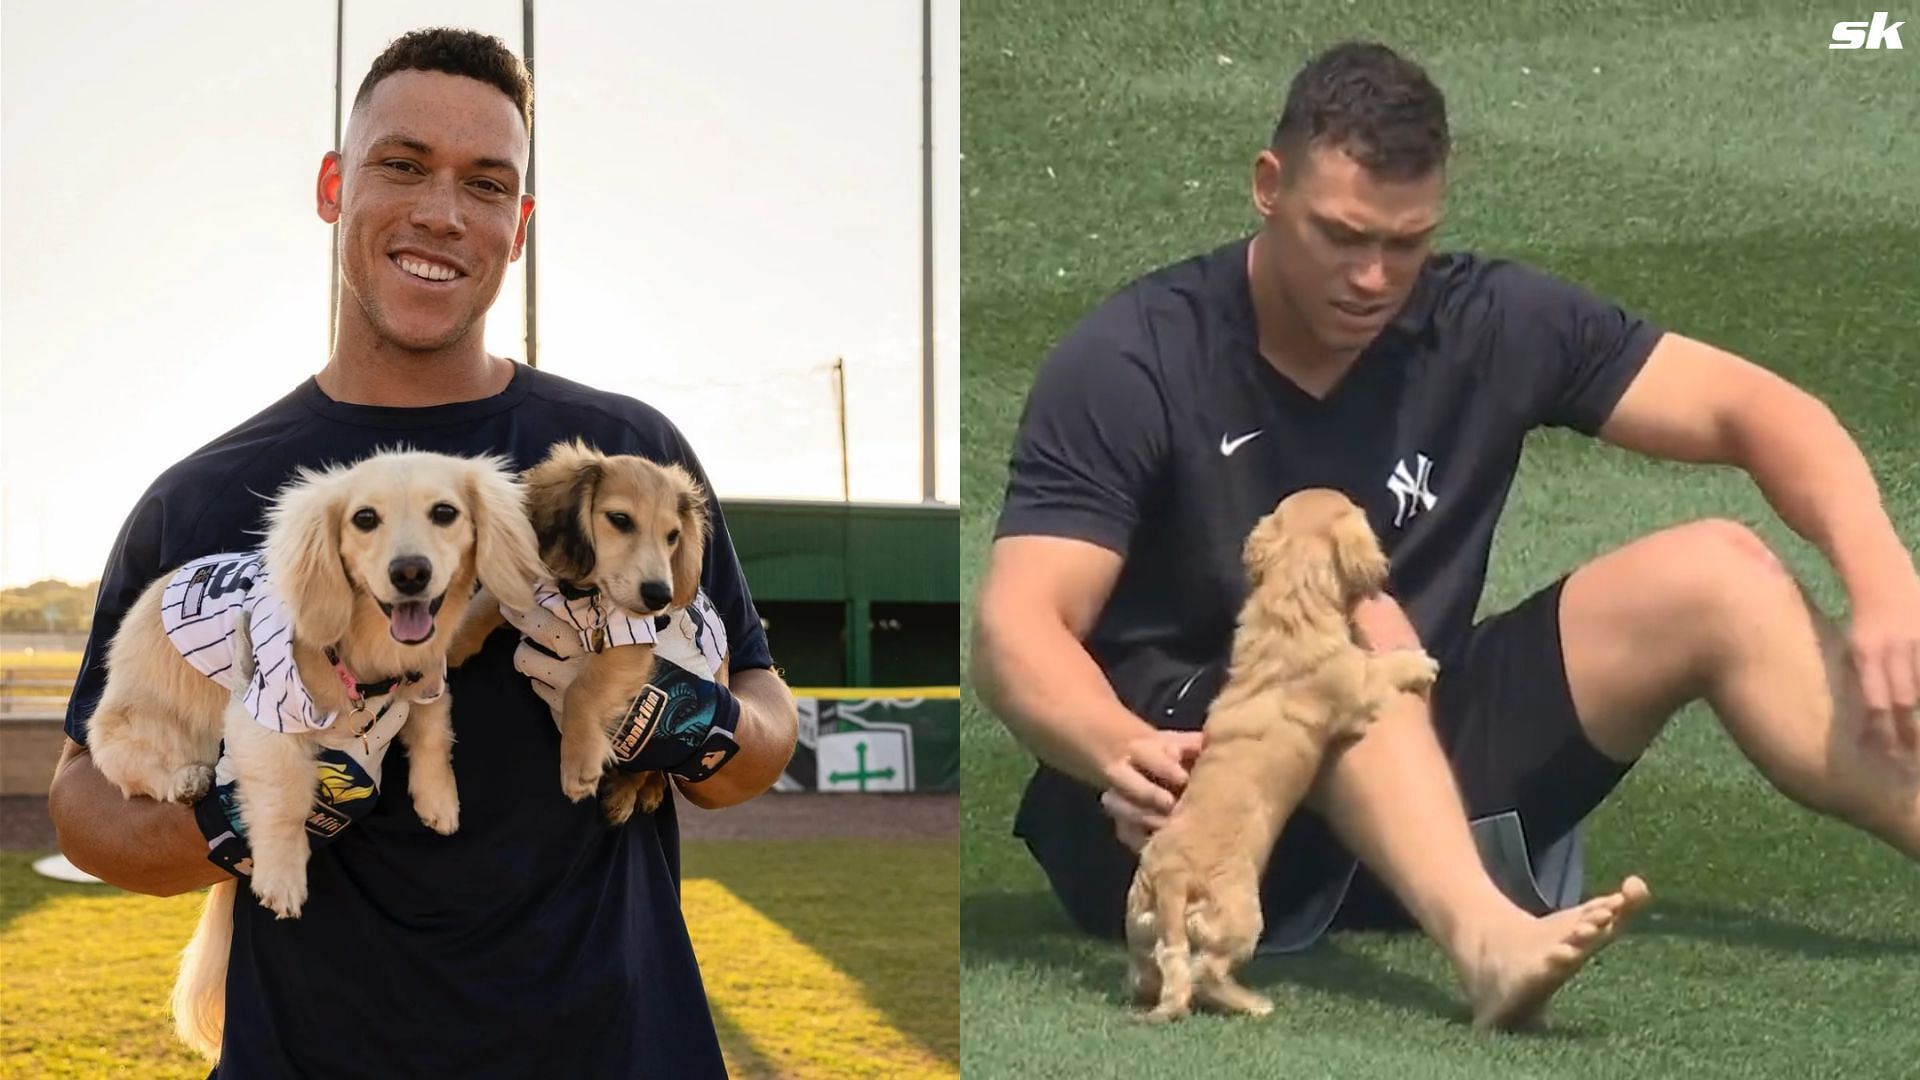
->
[681, 878, 957, 1080]
[789, 686, 960, 700]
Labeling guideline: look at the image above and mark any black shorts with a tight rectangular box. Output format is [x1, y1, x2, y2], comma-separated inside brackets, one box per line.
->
[1013, 576, 1637, 948]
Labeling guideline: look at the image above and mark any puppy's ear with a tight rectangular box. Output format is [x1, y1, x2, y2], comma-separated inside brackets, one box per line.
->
[667, 465, 710, 608]
[464, 457, 543, 614]
[265, 466, 355, 647]
[1331, 513, 1390, 597]
[1246, 516, 1344, 635]
[526, 455, 602, 583]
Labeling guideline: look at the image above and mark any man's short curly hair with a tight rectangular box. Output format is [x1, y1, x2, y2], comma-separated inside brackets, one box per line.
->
[1271, 41, 1448, 181]
[352, 27, 533, 133]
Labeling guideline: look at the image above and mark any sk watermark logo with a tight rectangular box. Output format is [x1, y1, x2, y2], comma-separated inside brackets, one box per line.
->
[1831, 12, 1905, 48]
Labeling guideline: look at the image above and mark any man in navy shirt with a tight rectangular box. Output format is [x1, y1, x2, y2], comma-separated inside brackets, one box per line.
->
[973, 41, 1919, 1029]
[49, 29, 798, 1077]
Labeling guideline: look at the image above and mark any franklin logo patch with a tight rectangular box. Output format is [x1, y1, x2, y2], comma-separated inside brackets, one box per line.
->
[306, 801, 351, 838]
[611, 685, 668, 764]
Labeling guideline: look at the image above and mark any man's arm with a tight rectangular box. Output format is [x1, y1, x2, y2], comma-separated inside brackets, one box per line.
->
[47, 739, 226, 896]
[674, 666, 797, 810]
[970, 535, 1202, 842]
[1598, 331, 1920, 731]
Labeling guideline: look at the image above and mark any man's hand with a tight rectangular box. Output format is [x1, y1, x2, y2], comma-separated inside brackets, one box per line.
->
[1100, 729, 1205, 852]
[500, 598, 777, 799]
[1847, 567, 1920, 757]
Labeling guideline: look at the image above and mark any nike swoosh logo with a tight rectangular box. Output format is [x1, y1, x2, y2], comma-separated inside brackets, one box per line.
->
[1219, 429, 1264, 456]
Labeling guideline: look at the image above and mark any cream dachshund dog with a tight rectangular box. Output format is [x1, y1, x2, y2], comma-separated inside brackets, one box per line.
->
[449, 440, 713, 825]
[84, 449, 542, 1057]
[1125, 488, 1440, 1023]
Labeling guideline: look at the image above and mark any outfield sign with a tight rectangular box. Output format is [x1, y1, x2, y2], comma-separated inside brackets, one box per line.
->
[777, 689, 959, 793]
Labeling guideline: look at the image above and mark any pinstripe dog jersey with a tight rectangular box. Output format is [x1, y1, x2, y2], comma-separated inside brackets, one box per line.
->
[533, 581, 729, 677]
[159, 550, 335, 734]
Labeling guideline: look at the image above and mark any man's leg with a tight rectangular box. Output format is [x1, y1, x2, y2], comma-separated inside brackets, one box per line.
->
[1304, 685, 1649, 1030]
[1559, 519, 1920, 857]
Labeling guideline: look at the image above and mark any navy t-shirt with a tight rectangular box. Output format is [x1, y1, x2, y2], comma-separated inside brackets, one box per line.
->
[65, 362, 772, 1079]
[994, 236, 1662, 715]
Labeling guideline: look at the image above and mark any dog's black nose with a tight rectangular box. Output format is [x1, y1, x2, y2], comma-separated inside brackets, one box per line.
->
[389, 556, 433, 596]
[639, 580, 672, 611]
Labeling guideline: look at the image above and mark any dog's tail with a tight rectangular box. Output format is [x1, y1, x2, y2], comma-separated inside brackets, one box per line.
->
[171, 878, 235, 1060]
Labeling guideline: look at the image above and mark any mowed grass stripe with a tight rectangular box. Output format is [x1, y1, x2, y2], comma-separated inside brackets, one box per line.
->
[682, 877, 957, 1080]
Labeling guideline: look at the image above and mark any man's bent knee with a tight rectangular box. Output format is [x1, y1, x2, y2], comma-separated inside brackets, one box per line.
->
[1678, 518, 1787, 577]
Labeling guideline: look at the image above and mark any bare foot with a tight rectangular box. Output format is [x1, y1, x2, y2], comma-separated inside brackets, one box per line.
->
[1460, 875, 1651, 1031]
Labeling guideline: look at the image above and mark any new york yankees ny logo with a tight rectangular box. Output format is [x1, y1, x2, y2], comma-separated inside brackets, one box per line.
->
[1387, 453, 1438, 527]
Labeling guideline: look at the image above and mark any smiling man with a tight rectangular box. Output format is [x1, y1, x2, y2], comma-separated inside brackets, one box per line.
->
[49, 28, 796, 1078]
[971, 40, 1920, 1029]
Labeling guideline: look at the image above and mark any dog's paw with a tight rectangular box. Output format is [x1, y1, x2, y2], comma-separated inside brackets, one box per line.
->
[561, 765, 603, 803]
[636, 774, 667, 814]
[162, 764, 216, 804]
[1136, 1003, 1190, 1025]
[412, 788, 461, 835]
[601, 783, 638, 827]
[559, 735, 613, 803]
[249, 861, 309, 920]
[1409, 652, 1441, 688]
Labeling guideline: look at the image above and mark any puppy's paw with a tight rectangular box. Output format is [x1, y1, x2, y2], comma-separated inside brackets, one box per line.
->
[636, 774, 667, 814]
[559, 737, 608, 803]
[561, 763, 604, 803]
[412, 787, 461, 835]
[1408, 651, 1440, 689]
[249, 860, 309, 920]
[601, 783, 638, 827]
[1136, 1002, 1190, 1025]
[163, 764, 216, 804]
[1383, 650, 1439, 694]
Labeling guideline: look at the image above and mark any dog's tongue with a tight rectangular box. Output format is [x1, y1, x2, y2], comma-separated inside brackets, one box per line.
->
[390, 600, 433, 643]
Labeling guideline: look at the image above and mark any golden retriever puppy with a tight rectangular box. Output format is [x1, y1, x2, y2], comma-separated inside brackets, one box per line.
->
[1124, 488, 1439, 1023]
[87, 450, 543, 924]
[448, 440, 711, 825]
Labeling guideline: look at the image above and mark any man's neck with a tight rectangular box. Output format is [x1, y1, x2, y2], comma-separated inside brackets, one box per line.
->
[1246, 233, 1360, 400]
[316, 320, 514, 407]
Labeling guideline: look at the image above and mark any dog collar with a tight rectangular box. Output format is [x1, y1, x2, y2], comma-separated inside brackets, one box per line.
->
[554, 579, 600, 601]
[324, 645, 423, 707]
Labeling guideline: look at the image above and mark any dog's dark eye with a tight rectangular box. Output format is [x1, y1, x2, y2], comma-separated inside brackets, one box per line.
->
[430, 502, 460, 526]
[606, 512, 634, 533]
[351, 508, 380, 532]
[666, 528, 681, 546]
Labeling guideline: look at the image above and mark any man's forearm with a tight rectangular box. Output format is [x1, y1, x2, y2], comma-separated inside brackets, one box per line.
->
[969, 610, 1156, 790]
[1731, 390, 1912, 596]
[47, 740, 225, 896]
[675, 666, 797, 809]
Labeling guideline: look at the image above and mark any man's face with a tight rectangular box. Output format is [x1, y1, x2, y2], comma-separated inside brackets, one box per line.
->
[1254, 141, 1444, 353]
[318, 70, 533, 353]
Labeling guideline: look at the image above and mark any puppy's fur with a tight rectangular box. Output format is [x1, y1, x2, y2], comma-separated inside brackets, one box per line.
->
[1124, 489, 1439, 1023]
[449, 440, 713, 825]
[85, 450, 543, 1058]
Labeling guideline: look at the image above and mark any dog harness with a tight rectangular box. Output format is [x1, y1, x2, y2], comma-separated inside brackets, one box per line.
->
[159, 550, 431, 737]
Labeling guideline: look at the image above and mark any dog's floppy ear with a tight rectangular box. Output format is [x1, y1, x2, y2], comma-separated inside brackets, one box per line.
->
[1330, 511, 1389, 597]
[525, 447, 602, 583]
[666, 464, 711, 608]
[265, 465, 355, 647]
[1245, 513, 1343, 635]
[463, 456, 543, 614]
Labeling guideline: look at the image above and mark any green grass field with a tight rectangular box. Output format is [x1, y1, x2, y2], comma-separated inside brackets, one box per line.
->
[959, 2, 1919, 1076]
[0, 840, 957, 1079]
